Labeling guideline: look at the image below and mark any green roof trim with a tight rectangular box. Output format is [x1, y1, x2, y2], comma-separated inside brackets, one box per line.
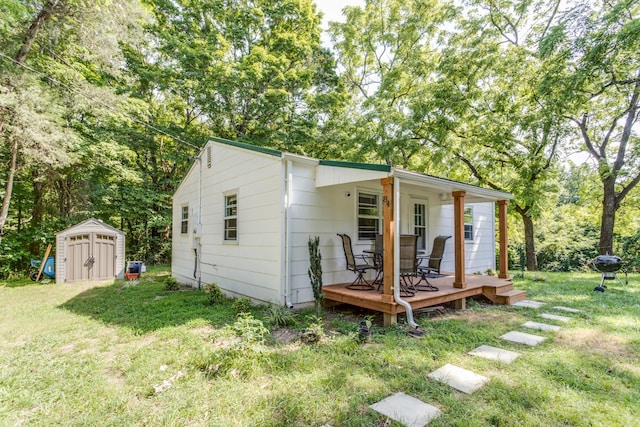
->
[319, 159, 391, 172]
[209, 137, 282, 157]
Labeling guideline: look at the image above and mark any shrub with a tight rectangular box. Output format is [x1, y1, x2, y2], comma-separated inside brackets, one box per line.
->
[203, 283, 225, 305]
[164, 276, 180, 291]
[230, 313, 269, 345]
[264, 305, 297, 327]
[232, 297, 252, 314]
[301, 316, 325, 344]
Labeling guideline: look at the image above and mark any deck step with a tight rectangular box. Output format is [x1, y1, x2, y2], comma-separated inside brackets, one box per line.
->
[495, 289, 527, 305]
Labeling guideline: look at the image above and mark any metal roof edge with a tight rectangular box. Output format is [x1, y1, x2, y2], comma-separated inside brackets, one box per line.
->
[319, 159, 391, 172]
[208, 136, 282, 157]
[392, 168, 514, 199]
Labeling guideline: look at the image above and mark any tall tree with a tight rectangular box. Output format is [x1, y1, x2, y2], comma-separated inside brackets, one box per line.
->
[126, 0, 341, 153]
[418, 0, 571, 270]
[328, 0, 455, 167]
[540, 0, 640, 255]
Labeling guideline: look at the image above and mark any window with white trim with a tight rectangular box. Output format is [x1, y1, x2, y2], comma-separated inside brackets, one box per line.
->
[224, 193, 238, 241]
[413, 202, 427, 251]
[181, 205, 189, 234]
[357, 192, 380, 240]
[464, 207, 474, 240]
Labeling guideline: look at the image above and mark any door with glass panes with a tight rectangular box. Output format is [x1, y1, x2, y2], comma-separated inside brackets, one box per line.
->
[67, 233, 116, 282]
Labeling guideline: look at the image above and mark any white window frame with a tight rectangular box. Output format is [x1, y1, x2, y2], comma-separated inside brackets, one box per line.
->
[464, 206, 474, 241]
[224, 192, 238, 242]
[180, 205, 189, 235]
[357, 190, 381, 241]
[411, 198, 428, 252]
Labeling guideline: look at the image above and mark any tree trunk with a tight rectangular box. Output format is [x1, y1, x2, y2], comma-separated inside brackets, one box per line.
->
[15, 1, 59, 64]
[515, 205, 538, 271]
[0, 138, 18, 234]
[29, 170, 46, 254]
[1, 0, 62, 234]
[599, 175, 617, 255]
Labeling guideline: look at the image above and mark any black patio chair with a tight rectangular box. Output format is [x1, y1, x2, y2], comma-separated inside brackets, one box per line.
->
[337, 233, 377, 290]
[418, 235, 451, 275]
[415, 235, 451, 291]
[399, 234, 418, 297]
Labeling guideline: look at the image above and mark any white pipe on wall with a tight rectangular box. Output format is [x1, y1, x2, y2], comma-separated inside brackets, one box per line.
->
[392, 176, 419, 329]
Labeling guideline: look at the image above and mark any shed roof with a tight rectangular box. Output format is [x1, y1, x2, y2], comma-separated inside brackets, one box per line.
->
[56, 218, 124, 237]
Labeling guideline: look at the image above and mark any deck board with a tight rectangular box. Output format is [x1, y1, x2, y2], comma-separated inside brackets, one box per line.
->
[322, 273, 520, 315]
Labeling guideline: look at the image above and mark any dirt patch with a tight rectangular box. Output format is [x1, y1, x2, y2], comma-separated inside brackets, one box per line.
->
[556, 328, 632, 357]
[447, 309, 522, 324]
[271, 328, 299, 344]
[190, 325, 215, 338]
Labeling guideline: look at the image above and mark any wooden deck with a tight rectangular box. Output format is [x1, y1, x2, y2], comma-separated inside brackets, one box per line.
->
[322, 273, 526, 315]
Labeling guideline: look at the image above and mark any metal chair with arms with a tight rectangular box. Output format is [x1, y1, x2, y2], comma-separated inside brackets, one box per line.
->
[415, 235, 451, 291]
[337, 233, 377, 290]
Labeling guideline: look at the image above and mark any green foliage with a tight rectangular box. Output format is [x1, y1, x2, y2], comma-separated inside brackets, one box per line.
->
[228, 313, 270, 345]
[203, 283, 225, 306]
[193, 313, 270, 379]
[307, 235, 323, 315]
[264, 304, 297, 327]
[232, 297, 252, 314]
[621, 232, 640, 272]
[163, 276, 179, 291]
[300, 315, 325, 344]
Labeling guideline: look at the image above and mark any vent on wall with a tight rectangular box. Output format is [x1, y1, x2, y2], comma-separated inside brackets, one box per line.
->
[206, 146, 212, 168]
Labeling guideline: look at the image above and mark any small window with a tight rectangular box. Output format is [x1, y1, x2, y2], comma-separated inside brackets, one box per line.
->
[224, 193, 237, 241]
[358, 192, 380, 240]
[181, 206, 189, 234]
[464, 207, 473, 240]
[413, 203, 427, 251]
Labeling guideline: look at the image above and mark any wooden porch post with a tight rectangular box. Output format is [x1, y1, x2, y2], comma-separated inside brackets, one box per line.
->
[381, 177, 396, 326]
[452, 191, 467, 289]
[498, 200, 510, 279]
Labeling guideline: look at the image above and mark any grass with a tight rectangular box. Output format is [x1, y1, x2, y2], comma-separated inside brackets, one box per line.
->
[1, 269, 639, 426]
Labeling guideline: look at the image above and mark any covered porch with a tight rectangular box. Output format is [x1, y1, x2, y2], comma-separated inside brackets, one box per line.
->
[322, 272, 526, 323]
[317, 163, 518, 326]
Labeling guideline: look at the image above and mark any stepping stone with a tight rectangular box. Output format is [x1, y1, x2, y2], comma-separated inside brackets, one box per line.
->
[513, 300, 545, 309]
[370, 392, 441, 427]
[500, 331, 546, 346]
[552, 306, 583, 313]
[468, 345, 520, 363]
[522, 321, 562, 332]
[541, 313, 571, 323]
[427, 364, 489, 394]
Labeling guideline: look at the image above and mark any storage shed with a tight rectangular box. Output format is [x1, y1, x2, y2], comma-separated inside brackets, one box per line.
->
[55, 218, 125, 283]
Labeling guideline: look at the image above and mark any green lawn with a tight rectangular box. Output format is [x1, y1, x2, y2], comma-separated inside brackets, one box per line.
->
[1, 269, 639, 426]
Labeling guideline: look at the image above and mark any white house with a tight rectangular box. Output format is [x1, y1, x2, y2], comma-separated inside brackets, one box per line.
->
[172, 137, 514, 313]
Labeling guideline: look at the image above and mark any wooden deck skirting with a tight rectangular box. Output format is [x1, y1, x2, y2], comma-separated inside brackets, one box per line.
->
[322, 273, 525, 315]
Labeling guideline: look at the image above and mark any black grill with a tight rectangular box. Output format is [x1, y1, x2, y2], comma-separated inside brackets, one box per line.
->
[592, 254, 627, 292]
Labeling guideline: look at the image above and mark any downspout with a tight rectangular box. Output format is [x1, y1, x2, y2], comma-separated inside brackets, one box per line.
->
[196, 149, 203, 289]
[392, 176, 419, 329]
[283, 159, 293, 308]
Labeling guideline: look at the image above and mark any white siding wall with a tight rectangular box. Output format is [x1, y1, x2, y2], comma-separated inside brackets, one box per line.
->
[287, 163, 385, 304]
[173, 143, 500, 306]
[428, 202, 496, 274]
[172, 143, 283, 304]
